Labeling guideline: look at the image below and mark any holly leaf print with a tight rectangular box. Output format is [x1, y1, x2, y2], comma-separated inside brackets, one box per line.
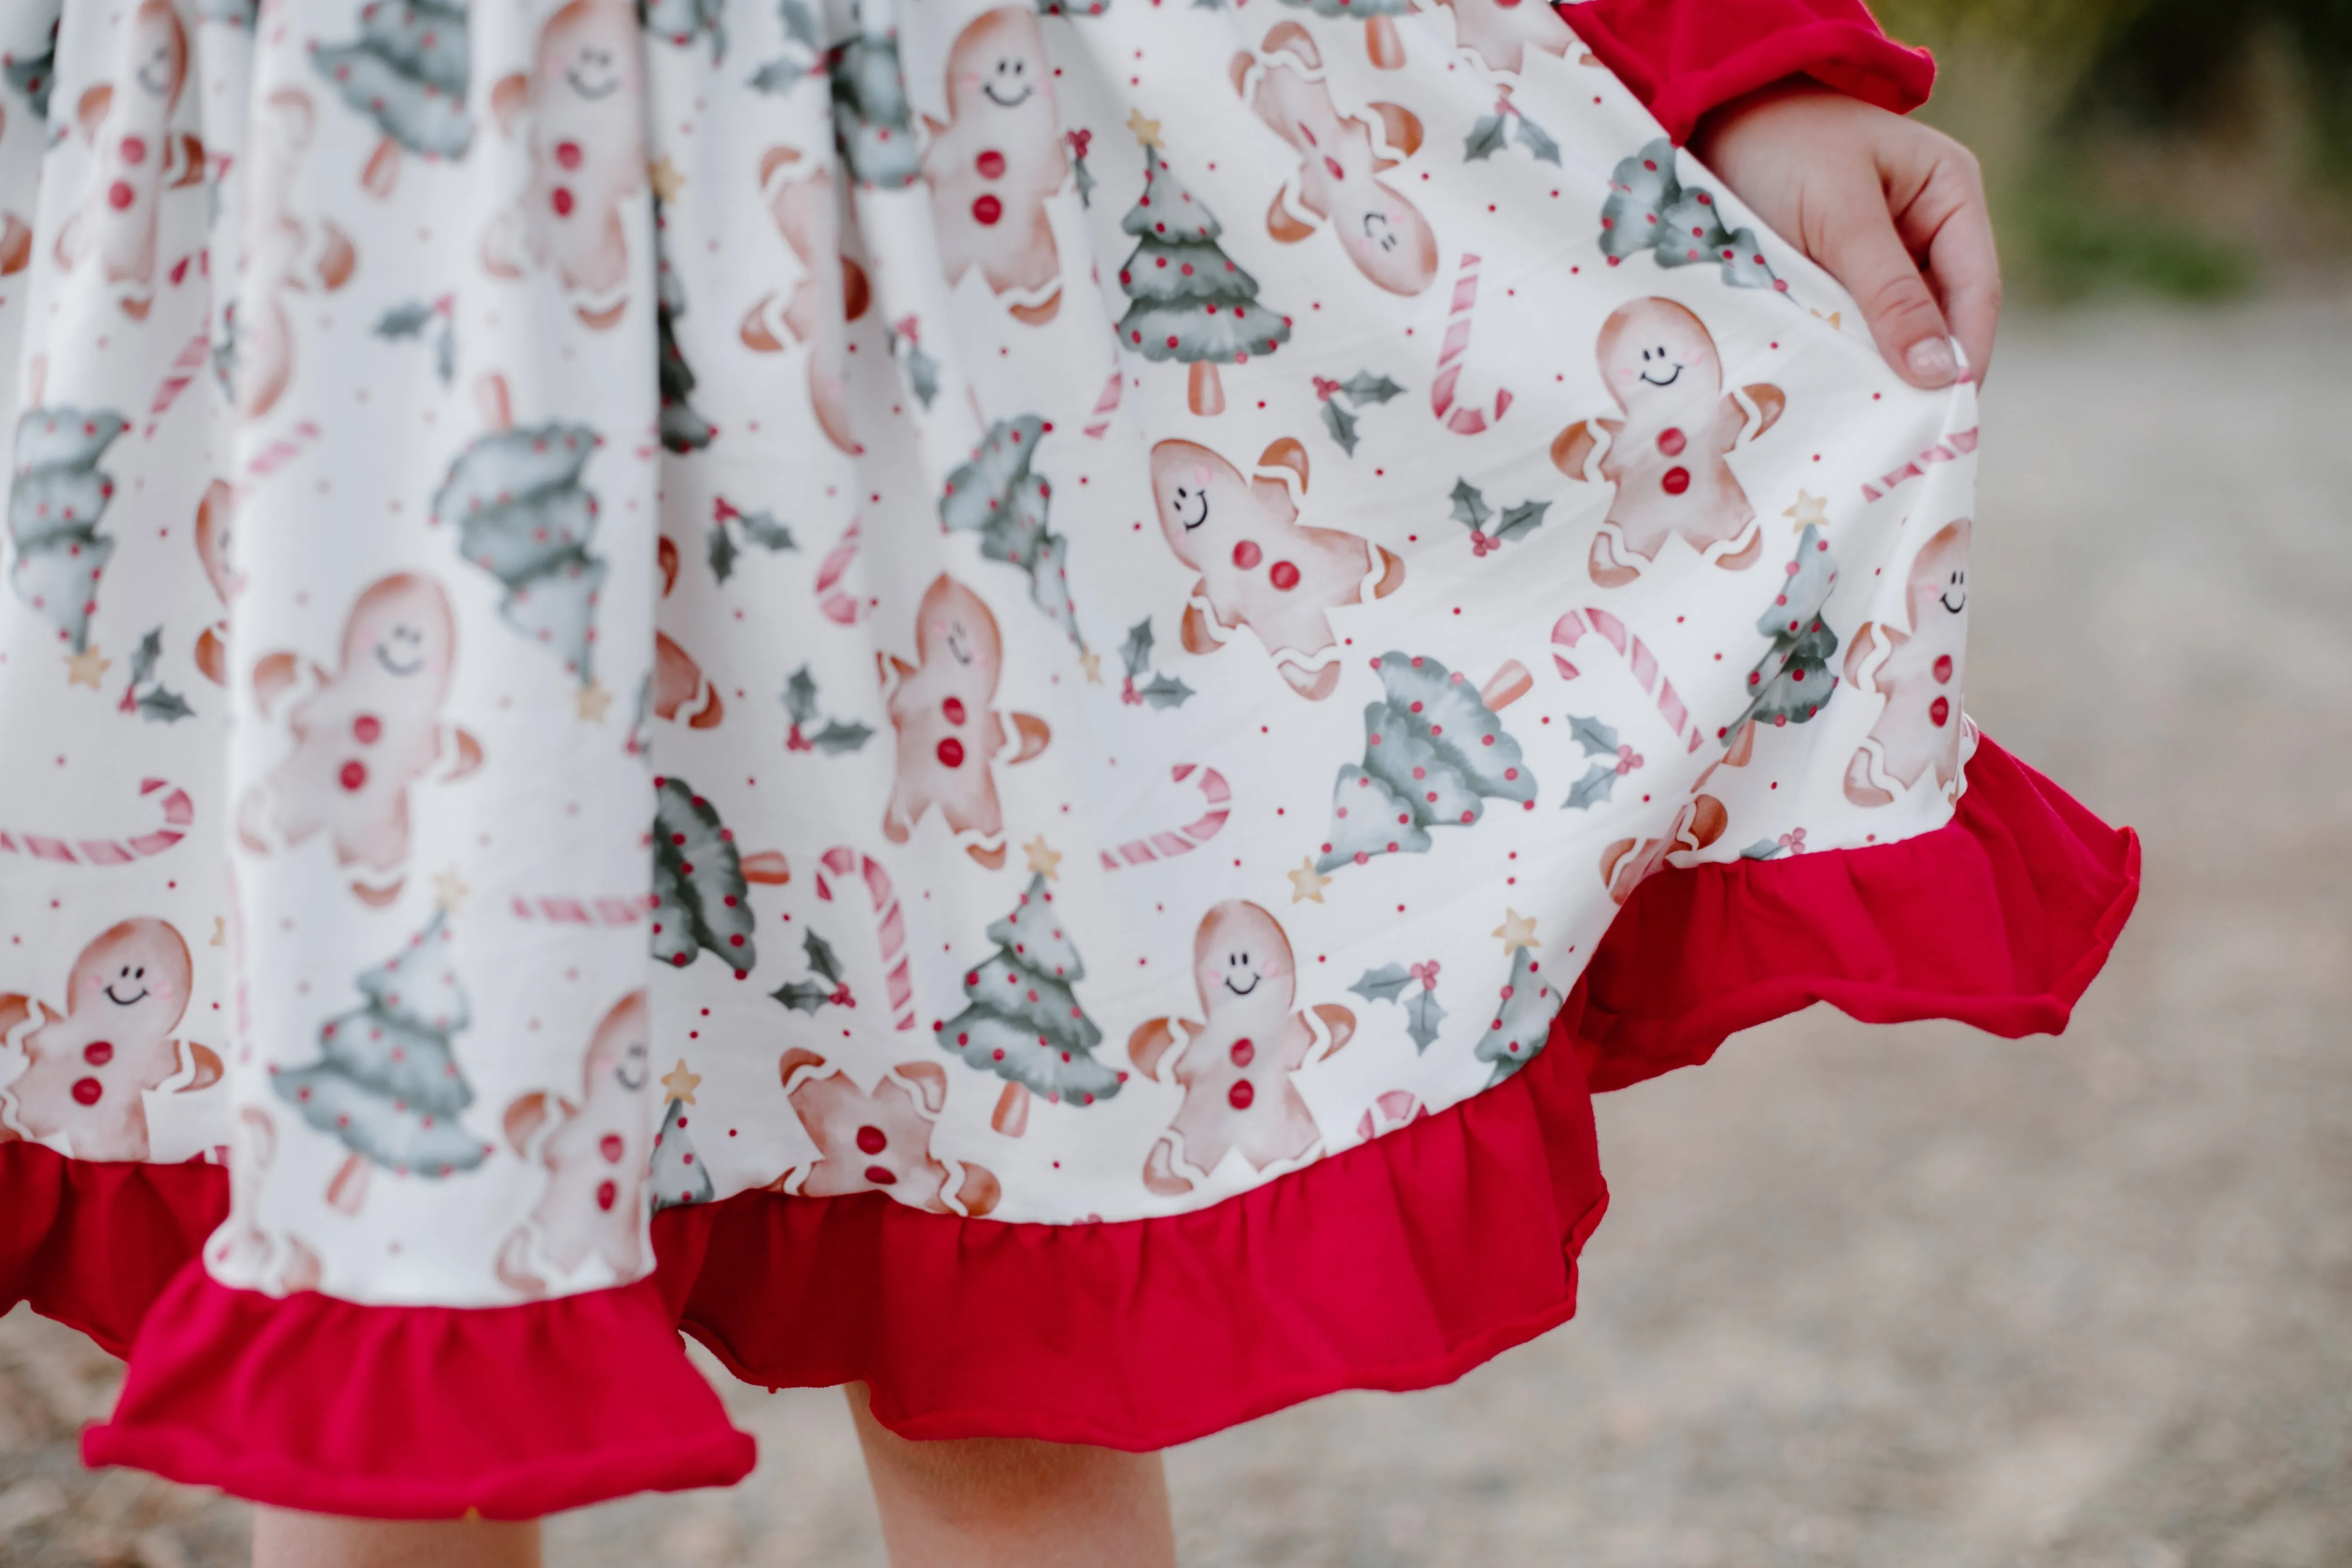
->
[374, 301, 435, 339]
[1493, 499, 1549, 542]
[903, 341, 941, 408]
[1740, 838, 1789, 861]
[1138, 673, 1194, 709]
[777, 0, 821, 49]
[1121, 618, 1155, 681]
[1320, 398, 1359, 456]
[137, 686, 195, 724]
[1072, 154, 1096, 208]
[809, 719, 873, 753]
[127, 626, 162, 689]
[804, 930, 844, 986]
[1340, 372, 1403, 405]
[1463, 113, 1508, 162]
[1514, 113, 1562, 166]
[1350, 964, 1414, 1004]
[1448, 478, 1491, 532]
[783, 665, 820, 728]
[1564, 760, 1618, 810]
[734, 508, 798, 553]
[1404, 987, 1447, 1053]
[433, 323, 457, 385]
[770, 978, 833, 1013]
[708, 524, 740, 585]
[1565, 714, 1620, 757]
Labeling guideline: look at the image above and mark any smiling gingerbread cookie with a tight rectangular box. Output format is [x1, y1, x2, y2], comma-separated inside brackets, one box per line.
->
[51, 0, 202, 321]
[1150, 436, 1404, 700]
[497, 989, 654, 1295]
[1842, 518, 1971, 806]
[1551, 296, 1786, 586]
[881, 575, 1049, 868]
[0, 918, 213, 1161]
[923, 7, 1067, 317]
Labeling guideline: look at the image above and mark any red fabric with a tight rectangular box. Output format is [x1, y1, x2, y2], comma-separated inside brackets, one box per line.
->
[1559, 0, 1938, 145]
[0, 1142, 228, 1358]
[63, 734, 2134, 1505]
[81, 1267, 756, 1519]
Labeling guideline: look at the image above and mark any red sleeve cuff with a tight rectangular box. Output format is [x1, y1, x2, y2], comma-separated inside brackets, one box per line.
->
[1561, 1, 1938, 145]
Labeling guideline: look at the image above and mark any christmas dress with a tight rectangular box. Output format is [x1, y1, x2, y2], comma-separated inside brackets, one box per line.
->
[0, 0, 2135, 1518]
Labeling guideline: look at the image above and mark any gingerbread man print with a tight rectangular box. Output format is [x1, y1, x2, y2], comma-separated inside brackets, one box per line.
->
[777, 1050, 1001, 1216]
[881, 574, 1049, 868]
[1551, 296, 1786, 586]
[238, 88, 359, 420]
[482, 0, 645, 329]
[1241, 24, 1438, 298]
[0, 918, 218, 1161]
[1150, 435, 1405, 700]
[235, 573, 483, 901]
[743, 152, 869, 455]
[1430, 0, 1575, 75]
[922, 7, 1066, 317]
[52, 0, 202, 320]
[1843, 518, 1970, 806]
[496, 989, 653, 1294]
[1128, 901, 1354, 1196]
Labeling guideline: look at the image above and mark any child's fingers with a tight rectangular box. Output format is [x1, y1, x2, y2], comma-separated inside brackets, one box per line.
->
[1910, 165, 2002, 385]
[1813, 185, 1958, 389]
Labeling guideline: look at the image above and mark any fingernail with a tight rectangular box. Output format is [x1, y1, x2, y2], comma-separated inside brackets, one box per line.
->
[1905, 336, 1957, 385]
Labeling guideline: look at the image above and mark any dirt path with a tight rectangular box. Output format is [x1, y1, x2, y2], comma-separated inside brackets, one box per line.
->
[6, 299, 2348, 1567]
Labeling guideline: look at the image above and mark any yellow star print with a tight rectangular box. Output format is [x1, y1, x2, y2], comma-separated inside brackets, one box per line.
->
[660, 1059, 701, 1105]
[1492, 908, 1539, 955]
[576, 680, 613, 722]
[1288, 857, 1332, 904]
[1783, 490, 1828, 530]
[1024, 835, 1064, 880]
[64, 645, 110, 689]
[1078, 647, 1103, 685]
[648, 155, 686, 203]
[1127, 109, 1162, 148]
[432, 867, 470, 913]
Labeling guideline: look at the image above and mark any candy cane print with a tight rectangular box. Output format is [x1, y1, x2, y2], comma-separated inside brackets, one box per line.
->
[816, 520, 865, 625]
[0, 777, 192, 864]
[1083, 363, 1123, 439]
[143, 332, 210, 438]
[1099, 764, 1231, 870]
[1431, 252, 1511, 435]
[814, 847, 916, 1031]
[1551, 607, 1705, 754]
[508, 895, 647, 926]
[1860, 427, 1979, 502]
[241, 420, 321, 489]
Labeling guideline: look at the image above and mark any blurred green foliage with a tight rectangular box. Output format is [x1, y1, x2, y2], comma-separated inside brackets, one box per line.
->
[1873, 0, 2352, 299]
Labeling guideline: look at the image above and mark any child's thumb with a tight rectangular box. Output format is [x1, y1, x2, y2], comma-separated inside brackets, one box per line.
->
[1818, 196, 1957, 389]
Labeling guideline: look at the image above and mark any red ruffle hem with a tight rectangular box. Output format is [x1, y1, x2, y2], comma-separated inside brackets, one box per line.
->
[63, 736, 2135, 1514]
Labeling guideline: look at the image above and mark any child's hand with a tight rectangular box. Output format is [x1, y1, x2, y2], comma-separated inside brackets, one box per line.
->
[1692, 82, 2000, 390]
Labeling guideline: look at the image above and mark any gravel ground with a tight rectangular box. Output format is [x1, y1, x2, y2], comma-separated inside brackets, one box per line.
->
[5, 297, 2349, 1568]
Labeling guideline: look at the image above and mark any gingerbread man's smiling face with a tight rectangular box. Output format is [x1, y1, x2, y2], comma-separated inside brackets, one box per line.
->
[1597, 297, 1722, 413]
[914, 574, 1003, 693]
[1192, 901, 1295, 1016]
[64, 917, 192, 1041]
[1334, 186, 1438, 299]
[544, 0, 638, 107]
[1149, 440, 1253, 574]
[338, 574, 457, 705]
[130, 0, 189, 110]
[583, 990, 651, 1101]
[1910, 519, 1970, 623]
[948, 9, 1050, 114]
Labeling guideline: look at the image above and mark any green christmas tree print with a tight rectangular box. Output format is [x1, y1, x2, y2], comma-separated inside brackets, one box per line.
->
[1317, 652, 1537, 873]
[1473, 945, 1558, 1085]
[8, 406, 126, 654]
[3, 9, 57, 119]
[1719, 522, 1840, 741]
[432, 419, 608, 688]
[651, 776, 763, 974]
[1116, 134, 1290, 417]
[938, 415, 1079, 646]
[311, 0, 475, 196]
[829, 9, 920, 189]
[1600, 138, 1785, 294]
[654, 200, 716, 455]
[934, 874, 1120, 1136]
[272, 910, 491, 1212]
[647, 1064, 715, 1211]
[642, 0, 726, 61]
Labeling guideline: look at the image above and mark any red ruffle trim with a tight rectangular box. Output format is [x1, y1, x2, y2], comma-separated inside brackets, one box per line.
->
[0, 1141, 227, 1357]
[81, 1268, 756, 1519]
[58, 735, 2130, 1509]
[1562, 0, 1938, 144]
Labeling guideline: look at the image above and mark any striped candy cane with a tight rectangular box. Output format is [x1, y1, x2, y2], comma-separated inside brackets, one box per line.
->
[1551, 608, 1705, 754]
[1430, 252, 1511, 436]
[0, 777, 192, 864]
[814, 847, 916, 1031]
[1083, 364, 1123, 439]
[816, 520, 864, 625]
[1099, 764, 1231, 870]
[507, 895, 646, 926]
[143, 332, 211, 438]
[1860, 427, 1979, 502]
[242, 420, 321, 488]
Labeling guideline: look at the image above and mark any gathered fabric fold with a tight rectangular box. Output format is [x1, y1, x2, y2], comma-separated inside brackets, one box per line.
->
[0, 1143, 228, 1358]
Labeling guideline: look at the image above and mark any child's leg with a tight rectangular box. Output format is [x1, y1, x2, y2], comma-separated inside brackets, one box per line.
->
[846, 1383, 1176, 1568]
[252, 1507, 540, 1568]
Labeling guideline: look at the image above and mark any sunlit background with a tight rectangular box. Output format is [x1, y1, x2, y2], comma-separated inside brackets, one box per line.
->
[5, 4, 2349, 1563]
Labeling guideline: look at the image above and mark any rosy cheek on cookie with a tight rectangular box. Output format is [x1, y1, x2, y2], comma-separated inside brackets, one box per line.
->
[147, 981, 176, 1001]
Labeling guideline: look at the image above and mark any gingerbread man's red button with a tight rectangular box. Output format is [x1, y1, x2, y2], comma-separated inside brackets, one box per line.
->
[1933, 655, 1954, 684]
[973, 193, 1003, 226]
[864, 1164, 899, 1185]
[1660, 466, 1691, 496]
[1229, 1037, 1255, 1067]
[120, 136, 147, 165]
[599, 1133, 625, 1163]
[353, 713, 383, 744]
[976, 148, 1006, 179]
[942, 696, 967, 725]
[108, 180, 134, 211]
[552, 185, 576, 217]
[595, 1179, 618, 1211]
[1657, 426, 1687, 456]
[1268, 560, 1301, 591]
[1232, 540, 1262, 570]
[1227, 1079, 1254, 1110]
[1929, 696, 1951, 727]
[937, 737, 966, 769]
[555, 140, 583, 170]
[856, 1124, 888, 1154]
[339, 759, 368, 791]
[84, 1040, 114, 1066]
